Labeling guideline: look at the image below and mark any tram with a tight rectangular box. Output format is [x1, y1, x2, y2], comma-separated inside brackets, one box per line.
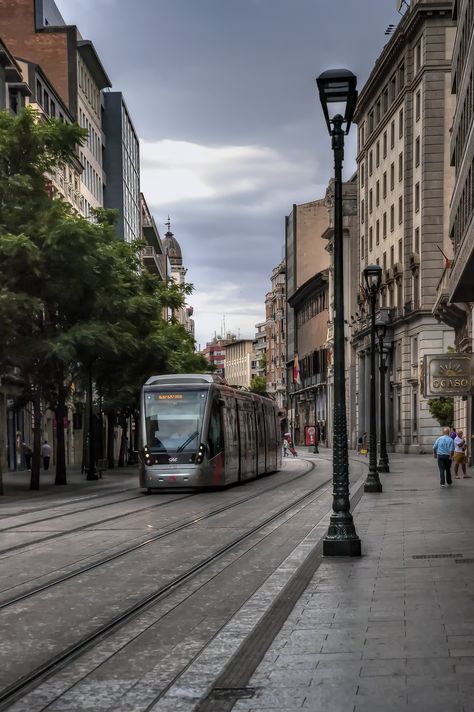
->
[139, 374, 282, 491]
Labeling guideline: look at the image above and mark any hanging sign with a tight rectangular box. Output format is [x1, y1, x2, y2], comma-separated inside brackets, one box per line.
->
[423, 354, 474, 397]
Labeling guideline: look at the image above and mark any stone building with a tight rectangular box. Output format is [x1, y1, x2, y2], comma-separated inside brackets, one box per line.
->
[285, 200, 330, 445]
[265, 261, 286, 410]
[252, 323, 267, 379]
[353, 0, 456, 452]
[225, 340, 256, 388]
[434, 0, 474, 438]
[162, 220, 195, 339]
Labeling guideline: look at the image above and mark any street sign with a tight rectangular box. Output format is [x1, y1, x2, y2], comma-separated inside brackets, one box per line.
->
[423, 354, 474, 397]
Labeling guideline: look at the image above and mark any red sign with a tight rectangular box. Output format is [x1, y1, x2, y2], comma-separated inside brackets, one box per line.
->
[305, 426, 317, 446]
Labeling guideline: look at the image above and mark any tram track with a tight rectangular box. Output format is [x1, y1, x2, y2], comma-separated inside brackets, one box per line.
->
[0, 460, 318, 605]
[0, 485, 141, 521]
[0, 462, 331, 710]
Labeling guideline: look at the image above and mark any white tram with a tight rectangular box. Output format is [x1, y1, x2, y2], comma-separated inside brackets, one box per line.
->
[139, 374, 282, 491]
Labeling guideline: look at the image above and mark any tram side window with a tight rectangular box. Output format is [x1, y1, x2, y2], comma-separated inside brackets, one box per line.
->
[208, 404, 223, 459]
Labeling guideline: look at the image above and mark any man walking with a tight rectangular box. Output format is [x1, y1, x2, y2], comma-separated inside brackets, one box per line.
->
[41, 440, 52, 471]
[433, 427, 455, 487]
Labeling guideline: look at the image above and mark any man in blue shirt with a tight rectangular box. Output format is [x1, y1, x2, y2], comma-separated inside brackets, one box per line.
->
[433, 427, 455, 487]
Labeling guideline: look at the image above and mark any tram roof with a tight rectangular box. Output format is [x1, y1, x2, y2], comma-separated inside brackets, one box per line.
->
[144, 374, 225, 387]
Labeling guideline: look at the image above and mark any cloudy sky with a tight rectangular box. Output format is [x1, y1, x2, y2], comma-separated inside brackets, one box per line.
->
[57, 0, 402, 349]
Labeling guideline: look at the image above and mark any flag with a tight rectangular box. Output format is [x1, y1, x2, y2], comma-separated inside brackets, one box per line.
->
[293, 352, 301, 385]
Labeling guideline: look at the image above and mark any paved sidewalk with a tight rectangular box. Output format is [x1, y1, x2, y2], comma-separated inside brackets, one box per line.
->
[231, 453, 474, 712]
[0, 463, 139, 502]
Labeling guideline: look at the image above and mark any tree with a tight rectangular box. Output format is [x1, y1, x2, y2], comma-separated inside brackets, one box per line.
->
[250, 375, 268, 394]
[428, 398, 454, 428]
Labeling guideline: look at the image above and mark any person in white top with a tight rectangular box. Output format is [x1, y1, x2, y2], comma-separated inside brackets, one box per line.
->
[41, 441, 52, 471]
[453, 430, 471, 479]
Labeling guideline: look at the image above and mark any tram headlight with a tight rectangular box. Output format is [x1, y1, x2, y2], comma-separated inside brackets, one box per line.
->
[195, 443, 206, 464]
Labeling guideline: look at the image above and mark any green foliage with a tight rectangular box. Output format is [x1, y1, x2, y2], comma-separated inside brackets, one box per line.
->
[249, 375, 268, 394]
[0, 108, 206, 488]
[259, 352, 267, 375]
[428, 398, 454, 427]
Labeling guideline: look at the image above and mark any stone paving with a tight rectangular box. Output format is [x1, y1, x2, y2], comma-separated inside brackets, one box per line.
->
[229, 452, 474, 711]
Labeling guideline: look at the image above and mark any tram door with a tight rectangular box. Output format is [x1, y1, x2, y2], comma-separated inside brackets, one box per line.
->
[256, 401, 266, 476]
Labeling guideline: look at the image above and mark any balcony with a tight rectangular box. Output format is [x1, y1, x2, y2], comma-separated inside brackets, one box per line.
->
[142, 245, 165, 279]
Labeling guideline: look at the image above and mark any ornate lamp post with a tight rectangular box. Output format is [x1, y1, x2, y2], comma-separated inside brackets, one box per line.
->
[363, 264, 383, 492]
[317, 69, 361, 556]
[376, 321, 390, 473]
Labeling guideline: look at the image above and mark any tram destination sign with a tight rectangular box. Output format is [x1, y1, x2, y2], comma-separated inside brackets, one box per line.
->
[423, 354, 474, 397]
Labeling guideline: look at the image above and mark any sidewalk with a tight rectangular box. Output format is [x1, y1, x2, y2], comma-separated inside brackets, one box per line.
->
[0, 463, 139, 503]
[231, 452, 474, 712]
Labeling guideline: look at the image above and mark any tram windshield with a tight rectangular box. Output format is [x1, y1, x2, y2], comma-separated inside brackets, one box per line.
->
[144, 390, 207, 453]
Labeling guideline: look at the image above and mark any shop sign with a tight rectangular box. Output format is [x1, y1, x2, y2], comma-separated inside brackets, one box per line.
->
[423, 354, 474, 397]
[305, 426, 317, 446]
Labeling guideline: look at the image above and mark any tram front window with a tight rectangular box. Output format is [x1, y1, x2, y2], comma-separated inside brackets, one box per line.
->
[144, 390, 207, 453]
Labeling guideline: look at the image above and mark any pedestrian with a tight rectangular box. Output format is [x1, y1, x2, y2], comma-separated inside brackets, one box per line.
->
[22, 442, 32, 470]
[41, 440, 52, 471]
[453, 430, 471, 479]
[358, 432, 368, 455]
[450, 426, 457, 440]
[283, 438, 289, 457]
[433, 427, 455, 487]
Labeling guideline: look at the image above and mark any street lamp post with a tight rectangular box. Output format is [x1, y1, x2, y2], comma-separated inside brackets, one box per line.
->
[363, 264, 383, 492]
[317, 69, 361, 556]
[376, 322, 390, 473]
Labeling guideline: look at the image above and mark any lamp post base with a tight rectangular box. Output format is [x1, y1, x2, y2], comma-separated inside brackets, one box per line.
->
[323, 536, 362, 557]
[364, 473, 383, 492]
[378, 458, 390, 473]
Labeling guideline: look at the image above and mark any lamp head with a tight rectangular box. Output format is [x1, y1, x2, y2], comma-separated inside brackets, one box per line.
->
[375, 321, 387, 341]
[316, 68, 358, 135]
[363, 263, 383, 295]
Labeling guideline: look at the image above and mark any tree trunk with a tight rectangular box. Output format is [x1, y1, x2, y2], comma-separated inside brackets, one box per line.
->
[30, 392, 42, 491]
[106, 411, 115, 469]
[118, 416, 127, 467]
[55, 391, 67, 485]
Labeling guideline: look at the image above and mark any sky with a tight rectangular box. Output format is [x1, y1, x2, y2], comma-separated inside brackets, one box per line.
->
[57, 0, 402, 350]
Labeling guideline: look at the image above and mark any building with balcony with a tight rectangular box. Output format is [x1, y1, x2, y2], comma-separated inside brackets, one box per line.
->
[200, 334, 237, 379]
[225, 340, 256, 388]
[0, 38, 28, 113]
[433, 0, 474, 437]
[103, 92, 140, 242]
[140, 193, 168, 282]
[354, 0, 455, 452]
[0, 0, 112, 220]
[265, 261, 286, 411]
[252, 322, 267, 378]
[285, 200, 330, 445]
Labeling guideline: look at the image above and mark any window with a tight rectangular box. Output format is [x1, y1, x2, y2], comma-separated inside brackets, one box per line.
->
[208, 404, 223, 459]
[383, 212, 387, 239]
[398, 196, 403, 224]
[390, 120, 395, 149]
[389, 74, 397, 102]
[376, 219, 380, 245]
[369, 110, 374, 134]
[399, 108, 404, 138]
[369, 189, 373, 214]
[415, 40, 422, 73]
[50, 100, 56, 118]
[369, 226, 373, 252]
[383, 131, 387, 158]
[361, 235, 365, 260]
[399, 62, 405, 90]
[376, 180, 380, 207]
[376, 141, 380, 167]
[390, 245, 394, 266]
[414, 227, 420, 253]
[382, 88, 388, 113]
[390, 204, 395, 232]
[398, 238, 402, 262]
[383, 171, 387, 198]
[390, 162, 395, 191]
[361, 163, 365, 188]
[399, 152, 403, 181]
[361, 200, 365, 224]
[43, 90, 49, 115]
[415, 136, 420, 167]
[414, 182, 420, 212]
[36, 79, 43, 106]
[369, 150, 373, 176]
[383, 252, 387, 271]
[413, 390, 418, 432]
[415, 90, 421, 121]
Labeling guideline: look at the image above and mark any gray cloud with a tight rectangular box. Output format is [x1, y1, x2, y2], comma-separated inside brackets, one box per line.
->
[57, 0, 402, 347]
